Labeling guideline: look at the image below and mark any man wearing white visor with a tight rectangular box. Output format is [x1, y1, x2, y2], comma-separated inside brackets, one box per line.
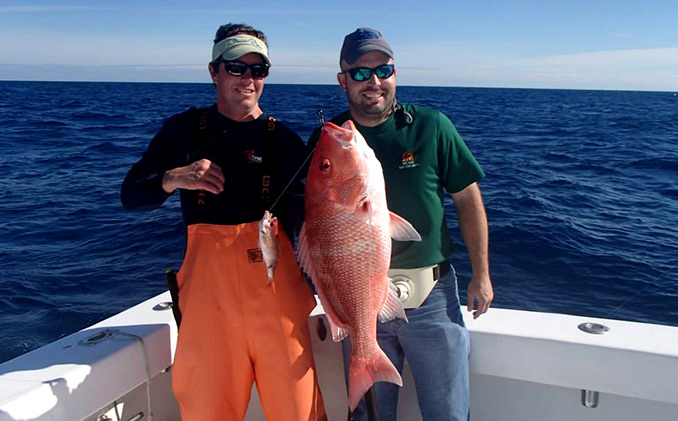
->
[122, 23, 327, 420]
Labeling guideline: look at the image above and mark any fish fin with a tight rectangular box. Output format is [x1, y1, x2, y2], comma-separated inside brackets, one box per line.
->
[389, 212, 422, 242]
[315, 284, 350, 342]
[357, 196, 378, 226]
[378, 280, 408, 323]
[348, 349, 403, 411]
[315, 288, 349, 342]
[296, 223, 350, 342]
[270, 216, 278, 235]
[357, 196, 371, 213]
[326, 311, 349, 342]
[296, 223, 313, 277]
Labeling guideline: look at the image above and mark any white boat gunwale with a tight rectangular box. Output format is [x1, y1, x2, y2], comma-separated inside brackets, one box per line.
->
[1, 291, 677, 420]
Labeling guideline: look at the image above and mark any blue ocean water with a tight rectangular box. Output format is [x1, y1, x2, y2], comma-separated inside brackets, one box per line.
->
[1, 81, 676, 364]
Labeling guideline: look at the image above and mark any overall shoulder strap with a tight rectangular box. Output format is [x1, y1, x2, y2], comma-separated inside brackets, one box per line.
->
[260, 116, 277, 210]
[189, 107, 210, 162]
[190, 107, 211, 214]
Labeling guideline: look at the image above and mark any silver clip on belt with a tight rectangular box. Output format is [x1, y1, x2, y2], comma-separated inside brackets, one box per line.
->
[389, 265, 438, 309]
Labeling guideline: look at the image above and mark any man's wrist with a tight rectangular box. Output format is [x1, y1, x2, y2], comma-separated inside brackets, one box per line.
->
[161, 170, 176, 194]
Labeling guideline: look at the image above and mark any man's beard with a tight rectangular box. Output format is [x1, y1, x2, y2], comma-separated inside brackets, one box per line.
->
[349, 89, 396, 122]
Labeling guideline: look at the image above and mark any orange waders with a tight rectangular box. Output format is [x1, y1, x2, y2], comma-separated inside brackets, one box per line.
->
[172, 222, 327, 421]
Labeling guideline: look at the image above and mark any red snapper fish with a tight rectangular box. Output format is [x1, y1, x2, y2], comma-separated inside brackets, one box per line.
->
[297, 120, 421, 411]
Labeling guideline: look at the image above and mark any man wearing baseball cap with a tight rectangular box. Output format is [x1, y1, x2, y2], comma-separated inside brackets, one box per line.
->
[311, 27, 494, 421]
[122, 23, 327, 420]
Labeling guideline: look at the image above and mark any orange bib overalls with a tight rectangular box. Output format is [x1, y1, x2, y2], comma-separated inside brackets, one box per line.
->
[172, 222, 326, 420]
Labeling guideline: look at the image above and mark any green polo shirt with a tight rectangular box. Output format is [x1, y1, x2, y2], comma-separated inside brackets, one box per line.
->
[310, 103, 484, 269]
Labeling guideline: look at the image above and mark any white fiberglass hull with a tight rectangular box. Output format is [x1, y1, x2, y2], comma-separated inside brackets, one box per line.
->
[1, 291, 677, 421]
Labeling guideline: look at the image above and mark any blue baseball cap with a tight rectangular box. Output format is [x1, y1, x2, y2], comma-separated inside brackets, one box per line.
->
[340, 28, 393, 65]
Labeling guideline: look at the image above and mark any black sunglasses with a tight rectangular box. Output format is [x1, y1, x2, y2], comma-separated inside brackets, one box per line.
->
[343, 64, 395, 82]
[215, 60, 270, 78]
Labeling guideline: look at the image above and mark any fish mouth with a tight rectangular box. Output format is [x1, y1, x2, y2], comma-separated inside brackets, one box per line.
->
[336, 137, 353, 148]
[322, 123, 355, 148]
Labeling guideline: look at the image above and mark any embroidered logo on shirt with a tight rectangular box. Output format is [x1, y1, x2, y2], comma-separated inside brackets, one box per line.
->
[243, 149, 263, 164]
[399, 151, 419, 169]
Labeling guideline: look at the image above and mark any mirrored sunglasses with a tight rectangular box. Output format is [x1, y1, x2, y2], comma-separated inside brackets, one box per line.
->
[218, 60, 270, 78]
[344, 64, 394, 82]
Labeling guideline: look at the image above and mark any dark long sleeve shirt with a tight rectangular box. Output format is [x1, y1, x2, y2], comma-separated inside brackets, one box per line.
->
[121, 105, 309, 236]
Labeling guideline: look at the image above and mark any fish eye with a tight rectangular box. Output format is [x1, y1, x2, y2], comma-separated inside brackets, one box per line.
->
[319, 159, 331, 173]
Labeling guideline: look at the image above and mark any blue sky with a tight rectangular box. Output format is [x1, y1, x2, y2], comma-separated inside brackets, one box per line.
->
[1, 0, 677, 91]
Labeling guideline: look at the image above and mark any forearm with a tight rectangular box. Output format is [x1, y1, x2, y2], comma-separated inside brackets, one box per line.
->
[452, 183, 489, 277]
[452, 183, 494, 317]
[120, 164, 172, 211]
[121, 122, 184, 211]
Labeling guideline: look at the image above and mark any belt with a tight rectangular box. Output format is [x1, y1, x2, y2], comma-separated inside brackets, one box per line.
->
[433, 262, 451, 281]
[389, 263, 449, 309]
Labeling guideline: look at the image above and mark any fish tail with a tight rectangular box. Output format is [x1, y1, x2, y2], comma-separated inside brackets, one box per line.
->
[348, 350, 402, 411]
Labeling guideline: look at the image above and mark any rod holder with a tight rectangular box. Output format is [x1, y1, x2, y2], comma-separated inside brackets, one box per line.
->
[578, 322, 610, 335]
[581, 390, 600, 408]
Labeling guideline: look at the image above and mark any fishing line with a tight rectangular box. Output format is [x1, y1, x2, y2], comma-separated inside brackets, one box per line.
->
[268, 145, 316, 212]
[267, 110, 325, 212]
[604, 260, 678, 318]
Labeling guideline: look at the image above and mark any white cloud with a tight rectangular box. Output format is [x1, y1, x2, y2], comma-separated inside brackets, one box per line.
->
[393, 46, 678, 91]
[518, 47, 678, 70]
[0, 63, 211, 83]
[0, 32, 207, 66]
[503, 47, 678, 90]
[2, 25, 677, 91]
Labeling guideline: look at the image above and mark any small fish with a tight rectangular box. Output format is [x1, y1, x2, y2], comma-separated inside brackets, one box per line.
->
[259, 210, 279, 286]
[297, 120, 421, 411]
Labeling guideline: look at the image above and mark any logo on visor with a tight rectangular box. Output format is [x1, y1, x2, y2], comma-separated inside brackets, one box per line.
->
[399, 151, 419, 169]
[225, 37, 260, 48]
